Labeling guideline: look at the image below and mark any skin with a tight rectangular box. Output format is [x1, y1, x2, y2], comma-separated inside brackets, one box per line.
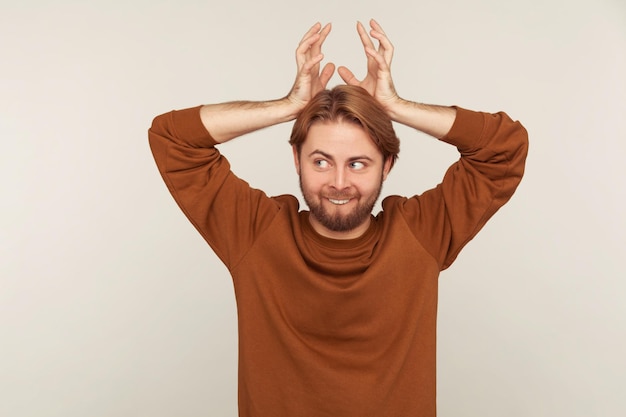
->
[293, 121, 392, 239]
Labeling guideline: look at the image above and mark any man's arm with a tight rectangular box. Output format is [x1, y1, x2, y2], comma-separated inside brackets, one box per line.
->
[386, 100, 457, 139]
[148, 22, 337, 266]
[200, 22, 335, 144]
[339, 19, 528, 269]
[199, 98, 298, 144]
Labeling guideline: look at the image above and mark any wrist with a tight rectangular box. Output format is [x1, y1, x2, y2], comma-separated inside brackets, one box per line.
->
[383, 96, 411, 122]
[281, 95, 308, 121]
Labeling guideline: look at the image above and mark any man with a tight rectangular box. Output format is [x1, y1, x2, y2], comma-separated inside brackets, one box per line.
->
[149, 19, 528, 417]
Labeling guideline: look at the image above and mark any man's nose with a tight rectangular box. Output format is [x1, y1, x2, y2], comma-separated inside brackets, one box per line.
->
[332, 167, 349, 190]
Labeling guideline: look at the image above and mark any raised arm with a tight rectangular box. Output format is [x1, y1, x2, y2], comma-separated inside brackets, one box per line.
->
[148, 23, 337, 266]
[202, 22, 336, 143]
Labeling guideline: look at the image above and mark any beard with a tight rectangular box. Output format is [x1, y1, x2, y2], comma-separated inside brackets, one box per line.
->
[299, 175, 384, 233]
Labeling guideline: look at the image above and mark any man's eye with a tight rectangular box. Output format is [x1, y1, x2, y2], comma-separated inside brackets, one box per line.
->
[350, 161, 365, 170]
[315, 160, 329, 168]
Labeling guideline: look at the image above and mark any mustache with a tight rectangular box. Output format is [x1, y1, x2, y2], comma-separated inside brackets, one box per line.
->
[325, 192, 358, 199]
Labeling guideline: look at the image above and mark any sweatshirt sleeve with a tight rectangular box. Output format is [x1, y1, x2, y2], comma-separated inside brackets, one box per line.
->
[393, 107, 529, 270]
[148, 106, 280, 269]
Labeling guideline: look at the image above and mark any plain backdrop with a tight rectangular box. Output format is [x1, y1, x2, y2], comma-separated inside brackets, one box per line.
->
[2, 0, 625, 416]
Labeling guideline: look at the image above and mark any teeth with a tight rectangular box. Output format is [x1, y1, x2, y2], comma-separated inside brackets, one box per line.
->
[329, 198, 350, 205]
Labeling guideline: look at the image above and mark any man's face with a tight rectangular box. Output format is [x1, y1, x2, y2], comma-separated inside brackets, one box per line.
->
[293, 120, 392, 239]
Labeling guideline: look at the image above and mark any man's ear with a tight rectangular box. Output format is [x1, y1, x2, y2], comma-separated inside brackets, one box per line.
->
[382, 156, 393, 181]
[292, 145, 301, 175]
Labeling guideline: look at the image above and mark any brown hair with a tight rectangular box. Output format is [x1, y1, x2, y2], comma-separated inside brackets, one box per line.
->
[289, 85, 400, 168]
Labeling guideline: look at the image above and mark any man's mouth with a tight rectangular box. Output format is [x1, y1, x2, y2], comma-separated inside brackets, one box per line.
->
[328, 198, 351, 205]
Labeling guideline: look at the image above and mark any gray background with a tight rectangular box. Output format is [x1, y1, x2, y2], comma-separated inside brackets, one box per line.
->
[2, 0, 625, 415]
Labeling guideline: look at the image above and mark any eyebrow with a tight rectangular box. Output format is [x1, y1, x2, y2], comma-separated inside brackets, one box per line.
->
[308, 149, 375, 162]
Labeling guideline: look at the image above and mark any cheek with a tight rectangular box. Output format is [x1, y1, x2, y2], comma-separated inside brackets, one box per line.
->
[354, 173, 381, 191]
[300, 170, 324, 193]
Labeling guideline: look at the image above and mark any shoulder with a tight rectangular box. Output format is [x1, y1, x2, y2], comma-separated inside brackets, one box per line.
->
[380, 193, 434, 212]
[268, 194, 302, 222]
[272, 194, 301, 208]
[381, 195, 406, 210]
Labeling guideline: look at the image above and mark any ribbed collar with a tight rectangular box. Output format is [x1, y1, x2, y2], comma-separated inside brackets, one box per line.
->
[298, 212, 380, 251]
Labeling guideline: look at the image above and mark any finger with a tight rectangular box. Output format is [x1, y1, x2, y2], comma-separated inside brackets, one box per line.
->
[319, 62, 336, 88]
[311, 22, 332, 56]
[298, 31, 321, 52]
[369, 29, 394, 64]
[367, 19, 393, 63]
[319, 22, 332, 41]
[296, 22, 323, 59]
[365, 20, 384, 54]
[369, 19, 386, 35]
[364, 46, 391, 75]
[356, 21, 376, 51]
[299, 22, 329, 51]
[296, 32, 322, 67]
[337, 66, 360, 86]
[301, 53, 325, 74]
[300, 22, 322, 43]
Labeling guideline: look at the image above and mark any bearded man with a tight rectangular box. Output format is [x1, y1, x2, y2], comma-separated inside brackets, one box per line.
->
[149, 19, 528, 417]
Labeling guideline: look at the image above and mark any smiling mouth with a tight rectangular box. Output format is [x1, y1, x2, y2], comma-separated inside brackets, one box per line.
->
[328, 198, 351, 205]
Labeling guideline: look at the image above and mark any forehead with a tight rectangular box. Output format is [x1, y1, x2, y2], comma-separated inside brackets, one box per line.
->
[303, 121, 381, 159]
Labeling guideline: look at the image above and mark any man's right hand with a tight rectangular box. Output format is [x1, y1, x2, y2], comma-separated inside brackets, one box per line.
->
[199, 23, 335, 144]
[286, 22, 336, 110]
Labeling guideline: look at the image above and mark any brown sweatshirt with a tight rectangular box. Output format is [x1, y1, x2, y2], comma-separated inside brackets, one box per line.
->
[148, 106, 528, 416]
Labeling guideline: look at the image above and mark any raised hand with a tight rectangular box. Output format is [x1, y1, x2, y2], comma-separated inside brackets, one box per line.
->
[287, 22, 336, 109]
[338, 19, 399, 110]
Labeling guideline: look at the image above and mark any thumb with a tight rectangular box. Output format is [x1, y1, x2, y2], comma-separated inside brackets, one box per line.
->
[337, 66, 359, 85]
[319, 62, 336, 88]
